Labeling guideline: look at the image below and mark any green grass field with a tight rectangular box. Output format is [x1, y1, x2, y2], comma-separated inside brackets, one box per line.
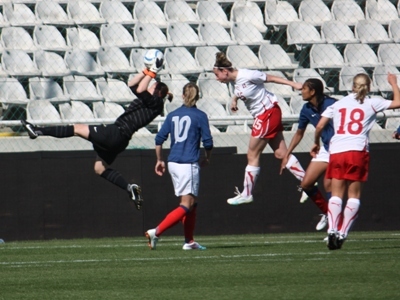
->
[1, 231, 400, 300]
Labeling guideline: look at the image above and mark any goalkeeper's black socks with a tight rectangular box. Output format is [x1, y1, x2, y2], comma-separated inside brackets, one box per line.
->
[37, 125, 74, 138]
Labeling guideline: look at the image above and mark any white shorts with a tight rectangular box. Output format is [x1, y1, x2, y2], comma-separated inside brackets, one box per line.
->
[312, 146, 329, 163]
[168, 162, 200, 197]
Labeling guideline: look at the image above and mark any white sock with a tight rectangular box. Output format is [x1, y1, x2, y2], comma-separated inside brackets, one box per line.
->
[327, 196, 343, 232]
[340, 198, 360, 238]
[241, 165, 260, 197]
[285, 154, 305, 181]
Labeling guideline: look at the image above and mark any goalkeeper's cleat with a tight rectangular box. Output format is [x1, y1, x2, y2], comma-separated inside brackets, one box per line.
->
[182, 241, 206, 250]
[145, 229, 158, 250]
[21, 120, 39, 139]
[127, 184, 143, 210]
[316, 214, 328, 231]
[227, 187, 253, 205]
[327, 231, 338, 250]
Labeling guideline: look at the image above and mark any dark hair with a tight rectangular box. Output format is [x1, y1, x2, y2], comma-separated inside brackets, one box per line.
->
[214, 52, 233, 70]
[303, 78, 325, 106]
[155, 82, 173, 102]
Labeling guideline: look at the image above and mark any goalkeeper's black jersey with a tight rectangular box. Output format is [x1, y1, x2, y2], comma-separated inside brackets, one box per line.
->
[114, 85, 164, 140]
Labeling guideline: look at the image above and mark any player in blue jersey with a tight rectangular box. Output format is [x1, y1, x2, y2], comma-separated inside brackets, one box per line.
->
[281, 78, 336, 231]
[145, 83, 213, 250]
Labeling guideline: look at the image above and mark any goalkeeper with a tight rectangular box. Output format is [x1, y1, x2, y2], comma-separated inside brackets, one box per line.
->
[21, 58, 171, 210]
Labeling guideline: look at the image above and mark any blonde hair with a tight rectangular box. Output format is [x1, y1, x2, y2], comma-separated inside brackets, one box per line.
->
[213, 52, 233, 70]
[182, 82, 199, 107]
[353, 73, 371, 104]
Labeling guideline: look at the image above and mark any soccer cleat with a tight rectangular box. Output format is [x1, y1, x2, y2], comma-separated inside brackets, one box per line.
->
[21, 120, 39, 139]
[227, 187, 253, 205]
[327, 231, 338, 250]
[316, 214, 328, 231]
[145, 228, 158, 250]
[299, 190, 309, 203]
[336, 234, 346, 249]
[182, 241, 206, 250]
[127, 184, 143, 210]
[323, 236, 328, 242]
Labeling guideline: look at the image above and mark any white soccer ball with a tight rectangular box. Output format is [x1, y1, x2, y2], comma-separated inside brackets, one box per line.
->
[143, 49, 164, 69]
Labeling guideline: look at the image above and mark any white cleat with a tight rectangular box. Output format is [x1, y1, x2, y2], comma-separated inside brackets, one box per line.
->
[182, 241, 206, 250]
[316, 214, 328, 231]
[227, 187, 253, 205]
[145, 228, 158, 250]
[299, 191, 309, 203]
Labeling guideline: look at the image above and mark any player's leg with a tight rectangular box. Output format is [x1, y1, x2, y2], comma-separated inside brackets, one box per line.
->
[21, 120, 77, 139]
[339, 181, 362, 240]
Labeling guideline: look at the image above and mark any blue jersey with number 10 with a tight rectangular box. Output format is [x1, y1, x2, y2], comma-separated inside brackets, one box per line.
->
[155, 105, 214, 163]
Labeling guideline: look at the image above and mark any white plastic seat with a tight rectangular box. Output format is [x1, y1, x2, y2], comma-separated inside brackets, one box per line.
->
[164, 47, 204, 74]
[133, 0, 168, 28]
[196, 97, 233, 126]
[226, 45, 263, 69]
[66, 27, 101, 53]
[100, 23, 140, 49]
[34, 50, 72, 78]
[0, 11, 10, 28]
[197, 72, 230, 105]
[385, 117, 400, 130]
[264, 71, 298, 98]
[226, 124, 251, 133]
[289, 95, 306, 114]
[258, 44, 298, 70]
[231, 0, 267, 33]
[264, 0, 299, 27]
[195, 46, 220, 71]
[372, 65, 400, 93]
[33, 25, 70, 53]
[321, 20, 359, 44]
[63, 75, 104, 102]
[276, 94, 292, 117]
[27, 100, 62, 122]
[196, 0, 232, 28]
[331, 0, 365, 26]
[366, 0, 398, 25]
[226, 98, 252, 125]
[309, 44, 346, 70]
[29, 77, 70, 103]
[99, 0, 136, 26]
[287, 21, 325, 48]
[0, 63, 8, 78]
[1, 26, 37, 52]
[133, 22, 173, 48]
[355, 20, 392, 44]
[338, 66, 379, 92]
[2, 49, 41, 77]
[198, 22, 236, 46]
[65, 49, 104, 77]
[167, 22, 206, 47]
[0, 77, 30, 104]
[93, 101, 125, 120]
[95, 77, 135, 103]
[97, 46, 136, 76]
[344, 44, 381, 68]
[388, 19, 400, 43]
[59, 101, 95, 121]
[35, 0, 74, 27]
[293, 68, 332, 93]
[230, 22, 269, 46]
[291, 123, 315, 131]
[3, 3, 42, 27]
[378, 44, 400, 67]
[159, 73, 189, 99]
[164, 0, 201, 25]
[164, 98, 183, 115]
[298, 0, 332, 26]
[67, 0, 106, 26]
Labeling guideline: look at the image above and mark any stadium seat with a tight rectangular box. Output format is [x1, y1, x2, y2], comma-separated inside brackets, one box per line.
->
[100, 23, 140, 49]
[35, 0, 74, 27]
[0, 77, 30, 104]
[3, 3, 42, 27]
[159, 73, 190, 99]
[133, 0, 168, 28]
[167, 22, 206, 47]
[264, 71, 298, 98]
[321, 20, 359, 44]
[97, 46, 136, 76]
[164, 47, 204, 74]
[338, 66, 379, 92]
[231, 0, 267, 33]
[226, 124, 251, 133]
[67, 0, 106, 26]
[377, 44, 400, 67]
[385, 117, 400, 130]
[309, 44, 346, 70]
[95, 77, 135, 103]
[198, 22, 237, 46]
[291, 123, 315, 131]
[226, 45, 263, 69]
[33, 25, 70, 53]
[27, 100, 62, 122]
[365, 0, 398, 25]
[0, 11, 10, 28]
[230, 22, 270, 46]
[92, 101, 125, 120]
[225, 97, 252, 124]
[276, 94, 292, 117]
[196, 97, 233, 126]
[1, 26, 38, 52]
[196, 0, 232, 28]
[133, 22, 173, 48]
[298, 0, 332, 26]
[2, 49, 42, 77]
[195, 46, 220, 72]
[66, 27, 101, 53]
[64, 49, 104, 77]
[286, 21, 325, 49]
[258, 44, 298, 70]
[354, 20, 392, 44]
[164, 0, 201, 25]
[34, 50, 72, 77]
[59, 101, 95, 121]
[293, 68, 332, 93]
[289, 95, 306, 114]
[63, 75, 104, 102]
[372, 65, 400, 94]
[331, 0, 365, 26]
[388, 19, 400, 43]
[343, 44, 381, 68]
[197, 72, 231, 105]
[0, 63, 8, 78]
[29, 77, 70, 103]
[264, 0, 299, 27]
[99, 0, 137, 26]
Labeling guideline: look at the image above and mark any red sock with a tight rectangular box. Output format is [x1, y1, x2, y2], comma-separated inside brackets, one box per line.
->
[310, 190, 328, 214]
[182, 205, 197, 243]
[156, 206, 188, 236]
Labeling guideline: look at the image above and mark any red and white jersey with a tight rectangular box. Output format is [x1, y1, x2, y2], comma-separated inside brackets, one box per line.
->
[322, 93, 391, 154]
[233, 69, 278, 117]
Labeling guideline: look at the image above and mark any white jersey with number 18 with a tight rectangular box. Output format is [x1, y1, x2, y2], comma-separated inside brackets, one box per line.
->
[322, 93, 391, 154]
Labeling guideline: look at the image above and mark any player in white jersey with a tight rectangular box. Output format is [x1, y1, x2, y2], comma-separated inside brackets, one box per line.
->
[311, 73, 400, 250]
[212, 51, 306, 205]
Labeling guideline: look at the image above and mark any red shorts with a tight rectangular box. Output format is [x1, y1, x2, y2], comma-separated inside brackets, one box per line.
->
[325, 151, 370, 182]
[251, 104, 283, 139]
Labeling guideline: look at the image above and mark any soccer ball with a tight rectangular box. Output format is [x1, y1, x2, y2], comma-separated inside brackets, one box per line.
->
[143, 49, 164, 69]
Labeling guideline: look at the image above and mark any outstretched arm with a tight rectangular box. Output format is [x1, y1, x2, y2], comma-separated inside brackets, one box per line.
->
[387, 73, 400, 109]
[127, 71, 154, 93]
[266, 74, 303, 90]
